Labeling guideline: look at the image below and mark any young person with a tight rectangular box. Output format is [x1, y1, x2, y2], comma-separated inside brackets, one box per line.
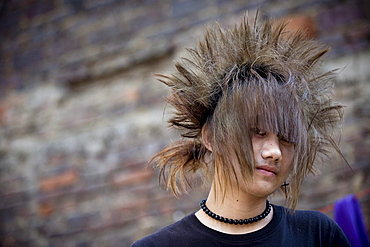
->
[132, 14, 350, 246]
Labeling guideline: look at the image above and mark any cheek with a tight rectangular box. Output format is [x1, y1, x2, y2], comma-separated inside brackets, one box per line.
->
[251, 137, 261, 157]
[283, 149, 295, 171]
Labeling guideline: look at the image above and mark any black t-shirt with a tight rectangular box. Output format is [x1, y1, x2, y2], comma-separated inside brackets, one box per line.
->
[132, 205, 350, 247]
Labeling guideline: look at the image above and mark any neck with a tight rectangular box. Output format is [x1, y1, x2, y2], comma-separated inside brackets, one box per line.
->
[195, 182, 273, 234]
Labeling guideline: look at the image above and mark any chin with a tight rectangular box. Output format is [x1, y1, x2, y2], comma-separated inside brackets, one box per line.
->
[250, 181, 282, 197]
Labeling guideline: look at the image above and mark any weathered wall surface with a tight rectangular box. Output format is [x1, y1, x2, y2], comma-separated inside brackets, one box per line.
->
[0, 0, 369, 246]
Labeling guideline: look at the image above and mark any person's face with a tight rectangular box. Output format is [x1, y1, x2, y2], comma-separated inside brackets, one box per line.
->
[235, 128, 295, 198]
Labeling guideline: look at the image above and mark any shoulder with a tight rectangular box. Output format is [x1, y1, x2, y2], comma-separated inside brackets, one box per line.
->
[131, 213, 199, 247]
[289, 208, 332, 222]
[284, 208, 350, 246]
[285, 208, 338, 231]
[288, 208, 339, 229]
[274, 206, 337, 233]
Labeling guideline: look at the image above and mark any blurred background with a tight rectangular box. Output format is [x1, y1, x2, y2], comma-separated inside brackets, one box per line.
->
[0, 0, 369, 246]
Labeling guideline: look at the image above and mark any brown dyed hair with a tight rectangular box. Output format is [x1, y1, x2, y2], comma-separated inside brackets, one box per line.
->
[150, 14, 344, 209]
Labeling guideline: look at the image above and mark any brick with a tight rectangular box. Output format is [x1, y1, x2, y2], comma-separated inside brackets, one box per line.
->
[47, 37, 81, 57]
[88, 25, 123, 45]
[39, 169, 78, 192]
[171, 0, 208, 18]
[26, 1, 55, 19]
[0, 74, 22, 94]
[0, 191, 29, 208]
[0, 176, 28, 195]
[0, 205, 32, 234]
[67, 212, 101, 231]
[13, 49, 43, 70]
[346, 24, 370, 50]
[0, 102, 9, 126]
[123, 88, 139, 104]
[38, 201, 55, 216]
[128, 9, 164, 33]
[111, 169, 153, 187]
[64, 0, 86, 12]
[0, 10, 21, 36]
[319, 34, 348, 57]
[279, 14, 317, 38]
[105, 199, 151, 229]
[46, 149, 69, 167]
[318, 0, 366, 32]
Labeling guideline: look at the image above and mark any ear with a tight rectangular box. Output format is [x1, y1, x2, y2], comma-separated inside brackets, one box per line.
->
[202, 124, 213, 152]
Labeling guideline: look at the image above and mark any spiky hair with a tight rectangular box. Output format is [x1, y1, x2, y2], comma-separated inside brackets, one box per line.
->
[150, 14, 344, 209]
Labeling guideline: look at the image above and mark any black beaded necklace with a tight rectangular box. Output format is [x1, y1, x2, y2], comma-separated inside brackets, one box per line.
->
[200, 199, 272, 225]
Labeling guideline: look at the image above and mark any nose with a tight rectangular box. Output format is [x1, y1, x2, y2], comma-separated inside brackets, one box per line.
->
[261, 135, 282, 162]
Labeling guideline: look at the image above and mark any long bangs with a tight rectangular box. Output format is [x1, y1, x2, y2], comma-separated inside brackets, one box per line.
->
[243, 77, 307, 148]
[208, 69, 308, 200]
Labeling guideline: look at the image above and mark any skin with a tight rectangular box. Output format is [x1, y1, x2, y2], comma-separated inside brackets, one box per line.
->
[195, 129, 295, 234]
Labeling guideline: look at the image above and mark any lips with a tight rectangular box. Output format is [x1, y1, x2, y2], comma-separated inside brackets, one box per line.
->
[256, 165, 278, 177]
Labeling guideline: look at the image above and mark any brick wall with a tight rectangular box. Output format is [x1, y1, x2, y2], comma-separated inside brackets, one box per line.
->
[0, 0, 369, 246]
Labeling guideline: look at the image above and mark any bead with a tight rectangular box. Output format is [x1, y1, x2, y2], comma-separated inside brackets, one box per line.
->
[199, 199, 271, 226]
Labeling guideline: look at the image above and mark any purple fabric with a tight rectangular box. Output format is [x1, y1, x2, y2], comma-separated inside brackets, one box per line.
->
[334, 194, 370, 247]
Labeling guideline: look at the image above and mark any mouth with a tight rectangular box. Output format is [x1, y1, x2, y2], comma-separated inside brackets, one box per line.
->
[256, 166, 277, 177]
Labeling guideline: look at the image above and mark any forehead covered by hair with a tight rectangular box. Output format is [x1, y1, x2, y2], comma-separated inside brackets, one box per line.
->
[210, 63, 306, 146]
